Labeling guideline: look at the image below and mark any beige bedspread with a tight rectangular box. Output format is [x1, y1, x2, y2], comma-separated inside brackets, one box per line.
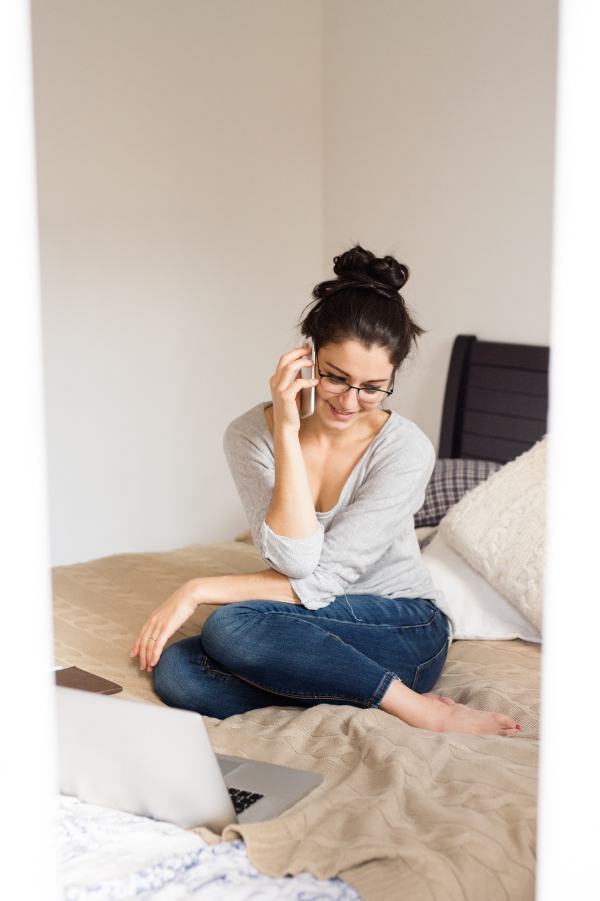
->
[53, 539, 540, 901]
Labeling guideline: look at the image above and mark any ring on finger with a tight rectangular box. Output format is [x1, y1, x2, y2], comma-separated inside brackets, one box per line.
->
[150, 637, 157, 641]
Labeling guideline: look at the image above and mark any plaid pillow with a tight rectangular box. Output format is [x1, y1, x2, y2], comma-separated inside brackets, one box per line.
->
[414, 459, 503, 528]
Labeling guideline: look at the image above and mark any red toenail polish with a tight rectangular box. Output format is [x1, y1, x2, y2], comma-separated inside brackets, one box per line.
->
[516, 725, 521, 730]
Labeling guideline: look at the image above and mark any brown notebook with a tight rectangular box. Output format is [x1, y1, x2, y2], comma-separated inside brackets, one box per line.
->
[55, 666, 123, 695]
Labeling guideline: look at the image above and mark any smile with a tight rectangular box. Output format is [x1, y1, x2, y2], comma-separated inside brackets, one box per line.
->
[328, 402, 360, 418]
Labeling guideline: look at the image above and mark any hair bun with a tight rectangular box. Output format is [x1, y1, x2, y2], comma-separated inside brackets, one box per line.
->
[301, 244, 423, 370]
[332, 245, 409, 292]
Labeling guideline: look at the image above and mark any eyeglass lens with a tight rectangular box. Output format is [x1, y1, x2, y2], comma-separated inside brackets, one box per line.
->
[320, 376, 386, 401]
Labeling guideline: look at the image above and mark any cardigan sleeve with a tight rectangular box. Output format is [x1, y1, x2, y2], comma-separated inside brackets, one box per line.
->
[223, 417, 324, 578]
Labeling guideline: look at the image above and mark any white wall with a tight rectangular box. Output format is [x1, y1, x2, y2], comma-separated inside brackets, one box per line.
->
[323, 0, 557, 446]
[32, 0, 324, 565]
[34, 0, 557, 565]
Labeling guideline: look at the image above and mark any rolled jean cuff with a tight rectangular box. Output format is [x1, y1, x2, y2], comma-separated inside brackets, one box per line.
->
[369, 671, 400, 708]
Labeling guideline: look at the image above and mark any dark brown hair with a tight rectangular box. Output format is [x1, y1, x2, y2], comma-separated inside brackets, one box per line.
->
[299, 245, 424, 370]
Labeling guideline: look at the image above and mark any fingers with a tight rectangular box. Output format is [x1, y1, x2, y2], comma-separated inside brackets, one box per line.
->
[141, 628, 162, 672]
[274, 346, 314, 383]
[269, 369, 318, 425]
[278, 343, 312, 367]
[134, 618, 160, 671]
[275, 359, 315, 393]
[131, 583, 200, 673]
[276, 345, 313, 371]
[134, 612, 182, 671]
[138, 630, 150, 671]
[140, 637, 156, 672]
[147, 630, 169, 673]
[269, 345, 318, 429]
[279, 376, 318, 400]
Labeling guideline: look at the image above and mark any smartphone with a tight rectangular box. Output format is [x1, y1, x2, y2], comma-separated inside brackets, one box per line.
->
[300, 340, 315, 419]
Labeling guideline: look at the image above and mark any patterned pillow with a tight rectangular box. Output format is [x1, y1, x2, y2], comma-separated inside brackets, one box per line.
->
[414, 459, 503, 528]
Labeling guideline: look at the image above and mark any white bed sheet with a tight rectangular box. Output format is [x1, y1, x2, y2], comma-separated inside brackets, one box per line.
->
[58, 796, 362, 901]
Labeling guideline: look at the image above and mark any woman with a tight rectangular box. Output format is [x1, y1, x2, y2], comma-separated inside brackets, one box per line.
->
[131, 246, 520, 736]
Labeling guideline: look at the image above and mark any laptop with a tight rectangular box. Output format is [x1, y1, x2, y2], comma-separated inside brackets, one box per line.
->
[56, 686, 322, 831]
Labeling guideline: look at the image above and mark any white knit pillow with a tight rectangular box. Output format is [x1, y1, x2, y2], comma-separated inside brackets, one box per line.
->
[422, 531, 541, 642]
[439, 437, 546, 633]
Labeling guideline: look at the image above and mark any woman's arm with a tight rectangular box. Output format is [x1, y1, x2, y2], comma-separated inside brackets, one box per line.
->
[267, 423, 318, 539]
[131, 568, 300, 672]
[132, 346, 321, 671]
[224, 419, 324, 578]
[265, 344, 319, 539]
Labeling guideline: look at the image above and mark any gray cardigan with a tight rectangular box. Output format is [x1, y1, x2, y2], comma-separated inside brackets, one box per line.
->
[223, 402, 443, 611]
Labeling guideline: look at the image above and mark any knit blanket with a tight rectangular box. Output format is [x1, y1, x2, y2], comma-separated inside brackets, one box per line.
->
[53, 539, 540, 901]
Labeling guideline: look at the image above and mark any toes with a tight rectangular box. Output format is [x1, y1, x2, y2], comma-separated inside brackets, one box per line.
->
[494, 713, 519, 729]
[496, 713, 521, 737]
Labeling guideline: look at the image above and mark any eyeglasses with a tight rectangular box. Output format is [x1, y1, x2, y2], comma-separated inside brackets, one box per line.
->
[316, 354, 394, 403]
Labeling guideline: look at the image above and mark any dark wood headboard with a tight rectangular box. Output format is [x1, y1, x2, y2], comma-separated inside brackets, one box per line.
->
[438, 335, 549, 465]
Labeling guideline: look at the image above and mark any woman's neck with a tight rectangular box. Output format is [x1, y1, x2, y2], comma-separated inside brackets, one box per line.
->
[300, 405, 390, 447]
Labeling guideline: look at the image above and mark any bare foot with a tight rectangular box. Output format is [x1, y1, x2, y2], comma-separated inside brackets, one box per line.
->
[422, 692, 456, 707]
[437, 703, 521, 736]
[379, 680, 521, 736]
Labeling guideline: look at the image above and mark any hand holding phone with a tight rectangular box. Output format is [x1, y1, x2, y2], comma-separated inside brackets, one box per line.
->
[300, 340, 315, 418]
[269, 343, 316, 429]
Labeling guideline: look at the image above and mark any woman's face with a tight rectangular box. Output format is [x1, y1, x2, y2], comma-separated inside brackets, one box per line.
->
[313, 340, 394, 430]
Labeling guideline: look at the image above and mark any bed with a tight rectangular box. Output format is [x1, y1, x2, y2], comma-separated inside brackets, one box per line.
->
[438, 334, 548, 463]
[53, 335, 548, 901]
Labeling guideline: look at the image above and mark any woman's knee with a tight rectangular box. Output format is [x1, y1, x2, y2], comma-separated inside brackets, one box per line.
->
[152, 637, 198, 707]
[201, 603, 260, 667]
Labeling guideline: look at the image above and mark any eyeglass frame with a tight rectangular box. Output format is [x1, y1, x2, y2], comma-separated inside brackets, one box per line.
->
[315, 351, 395, 404]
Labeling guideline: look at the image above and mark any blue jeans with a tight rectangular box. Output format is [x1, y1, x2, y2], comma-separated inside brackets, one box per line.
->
[153, 596, 450, 719]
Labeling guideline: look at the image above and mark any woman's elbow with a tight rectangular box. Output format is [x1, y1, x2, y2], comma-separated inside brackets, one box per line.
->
[263, 554, 319, 580]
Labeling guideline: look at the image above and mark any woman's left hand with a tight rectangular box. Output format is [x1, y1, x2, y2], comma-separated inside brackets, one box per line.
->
[130, 580, 202, 672]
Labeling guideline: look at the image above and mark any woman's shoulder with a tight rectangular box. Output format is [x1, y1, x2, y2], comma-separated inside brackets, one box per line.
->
[223, 402, 273, 454]
[372, 410, 435, 469]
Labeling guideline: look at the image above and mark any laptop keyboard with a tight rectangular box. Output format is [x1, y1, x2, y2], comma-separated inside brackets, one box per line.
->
[228, 787, 264, 814]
